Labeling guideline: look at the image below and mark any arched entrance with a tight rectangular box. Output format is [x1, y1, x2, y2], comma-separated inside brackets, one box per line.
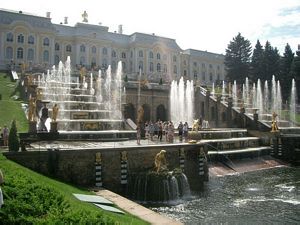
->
[156, 104, 166, 121]
[124, 103, 135, 121]
[142, 104, 151, 122]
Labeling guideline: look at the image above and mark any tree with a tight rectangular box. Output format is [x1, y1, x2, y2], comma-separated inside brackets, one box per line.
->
[8, 119, 20, 152]
[262, 41, 281, 81]
[291, 46, 300, 101]
[225, 33, 252, 84]
[279, 43, 294, 101]
[250, 40, 264, 82]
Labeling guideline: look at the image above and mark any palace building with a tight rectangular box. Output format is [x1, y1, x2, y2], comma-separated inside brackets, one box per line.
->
[0, 9, 225, 85]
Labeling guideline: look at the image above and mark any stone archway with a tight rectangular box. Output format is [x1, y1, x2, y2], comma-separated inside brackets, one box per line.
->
[142, 104, 151, 122]
[124, 103, 135, 121]
[156, 104, 166, 121]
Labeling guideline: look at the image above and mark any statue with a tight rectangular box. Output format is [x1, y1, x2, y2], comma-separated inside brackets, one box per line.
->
[82, 10, 88, 22]
[95, 152, 102, 164]
[28, 96, 37, 122]
[52, 104, 59, 122]
[137, 106, 144, 124]
[271, 112, 279, 132]
[39, 103, 49, 131]
[192, 119, 199, 131]
[154, 150, 167, 173]
[36, 88, 43, 101]
[121, 151, 128, 162]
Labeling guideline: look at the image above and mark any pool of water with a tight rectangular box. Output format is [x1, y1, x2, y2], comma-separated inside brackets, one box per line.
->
[152, 167, 300, 224]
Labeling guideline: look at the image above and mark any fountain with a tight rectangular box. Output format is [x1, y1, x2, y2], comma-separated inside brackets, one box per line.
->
[35, 57, 130, 136]
[290, 79, 297, 126]
[170, 77, 194, 126]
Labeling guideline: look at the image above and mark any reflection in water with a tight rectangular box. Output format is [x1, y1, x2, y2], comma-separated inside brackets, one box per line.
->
[152, 167, 300, 224]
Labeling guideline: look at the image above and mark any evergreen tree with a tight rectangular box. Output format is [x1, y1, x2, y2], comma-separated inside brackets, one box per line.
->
[279, 43, 294, 101]
[8, 119, 20, 152]
[224, 33, 252, 84]
[250, 40, 264, 82]
[262, 41, 281, 81]
[291, 46, 300, 100]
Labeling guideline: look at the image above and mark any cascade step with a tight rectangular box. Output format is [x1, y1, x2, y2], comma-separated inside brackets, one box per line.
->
[208, 146, 271, 155]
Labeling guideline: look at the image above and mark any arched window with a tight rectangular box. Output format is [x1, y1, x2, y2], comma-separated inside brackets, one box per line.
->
[209, 73, 213, 81]
[80, 44, 85, 52]
[138, 61, 143, 71]
[112, 50, 116, 57]
[43, 37, 49, 46]
[66, 44, 72, 52]
[80, 56, 85, 65]
[122, 61, 126, 72]
[149, 51, 153, 58]
[129, 61, 133, 72]
[92, 46, 97, 54]
[173, 55, 177, 62]
[6, 33, 13, 42]
[173, 65, 177, 74]
[55, 43, 60, 51]
[55, 55, 59, 65]
[43, 50, 49, 61]
[202, 71, 206, 81]
[91, 57, 96, 67]
[121, 52, 126, 58]
[157, 53, 161, 60]
[183, 60, 187, 66]
[102, 47, 107, 55]
[194, 71, 198, 79]
[28, 35, 34, 44]
[163, 64, 167, 73]
[102, 58, 107, 68]
[17, 47, 23, 59]
[184, 70, 187, 76]
[157, 63, 161, 72]
[17, 34, 24, 43]
[149, 62, 153, 72]
[5, 47, 13, 59]
[27, 49, 34, 61]
[138, 50, 143, 57]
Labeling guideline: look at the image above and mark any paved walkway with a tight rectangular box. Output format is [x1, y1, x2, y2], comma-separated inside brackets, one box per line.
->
[93, 188, 183, 225]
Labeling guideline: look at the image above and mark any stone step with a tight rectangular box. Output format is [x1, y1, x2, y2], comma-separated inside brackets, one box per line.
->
[208, 146, 271, 155]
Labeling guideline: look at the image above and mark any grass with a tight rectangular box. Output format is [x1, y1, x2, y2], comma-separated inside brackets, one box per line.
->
[0, 73, 28, 132]
[0, 153, 149, 224]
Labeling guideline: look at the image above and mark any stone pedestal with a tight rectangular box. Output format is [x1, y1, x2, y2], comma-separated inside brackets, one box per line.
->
[50, 122, 58, 133]
[28, 121, 37, 133]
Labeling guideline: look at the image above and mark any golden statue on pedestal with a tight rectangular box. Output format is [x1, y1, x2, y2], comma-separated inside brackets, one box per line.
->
[137, 106, 144, 124]
[271, 112, 279, 132]
[28, 96, 37, 122]
[95, 152, 102, 164]
[52, 104, 59, 122]
[154, 150, 167, 173]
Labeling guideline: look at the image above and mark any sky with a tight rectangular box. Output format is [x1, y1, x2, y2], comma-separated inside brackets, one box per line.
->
[1, 0, 300, 55]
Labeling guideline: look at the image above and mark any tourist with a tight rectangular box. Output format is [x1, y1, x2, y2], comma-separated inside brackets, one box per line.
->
[149, 122, 155, 141]
[168, 121, 175, 143]
[0, 169, 4, 208]
[158, 121, 163, 141]
[164, 122, 169, 142]
[183, 122, 189, 142]
[2, 125, 9, 147]
[144, 122, 149, 139]
[136, 123, 141, 145]
[178, 121, 183, 142]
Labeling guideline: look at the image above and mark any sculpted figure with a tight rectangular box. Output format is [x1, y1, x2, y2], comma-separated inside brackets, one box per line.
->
[82, 10, 88, 22]
[154, 150, 167, 173]
[192, 119, 199, 131]
[28, 97, 37, 122]
[271, 112, 279, 132]
[52, 104, 59, 122]
[137, 106, 144, 124]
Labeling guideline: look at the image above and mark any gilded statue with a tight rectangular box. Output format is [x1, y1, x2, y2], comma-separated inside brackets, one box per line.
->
[192, 119, 199, 131]
[52, 104, 59, 122]
[137, 106, 144, 123]
[154, 150, 167, 173]
[36, 88, 43, 101]
[271, 112, 279, 132]
[121, 151, 128, 162]
[28, 97, 37, 122]
[95, 152, 102, 164]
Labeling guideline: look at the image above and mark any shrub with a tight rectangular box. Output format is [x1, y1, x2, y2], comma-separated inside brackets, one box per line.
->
[8, 119, 19, 152]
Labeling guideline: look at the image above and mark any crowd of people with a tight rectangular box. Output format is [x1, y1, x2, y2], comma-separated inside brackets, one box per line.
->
[138, 120, 190, 144]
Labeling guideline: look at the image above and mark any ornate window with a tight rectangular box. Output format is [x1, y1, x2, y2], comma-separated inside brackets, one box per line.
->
[149, 51, 153, 59]
[5, 47, 13, 59]
[102, 47, 107, 55]
[138, 50, 143, 57]
[112, 50, 116, 57]
[17, 47, 23, 59]
[157, 53, 161, 60]
[129, 61, 133, 72]
[6, 33, 13, 42]
[138, 61, 143, 71]
[80, 44, 85, 52]
[157, 63, 161, 72]
[27, 49, 34, 61]
[43, 50, 49, 61]
[184, 70, 187, 76]
[202, 71, 206, 81]
[28, 35, 34, 44]
[66, 45, 72, 52]
[102, 58, 107, 68]
[55, 43, 60, 51]
[122, 61, 126, 72]
[194, 71, 198, 79]
[17, 34, 24, 43]
[173, 55, 177, 62]
[55, 55, 59, 65]
[92, 46, 97, 54]
[43, 37, 49, 46]
[149, 62, 153, 72]
[121, 52, 126, 59]
[209, 73, 213, 81]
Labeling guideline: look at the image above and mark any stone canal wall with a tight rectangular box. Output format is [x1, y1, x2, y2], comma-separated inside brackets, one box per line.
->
[4, 144, 208, 194]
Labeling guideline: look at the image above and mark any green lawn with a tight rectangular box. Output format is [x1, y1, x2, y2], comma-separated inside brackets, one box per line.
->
[0, 153, 148, 224]
[0, 73, 28, 132]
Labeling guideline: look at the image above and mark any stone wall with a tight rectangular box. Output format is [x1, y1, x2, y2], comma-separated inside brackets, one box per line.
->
[4, 144, 208, 194]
